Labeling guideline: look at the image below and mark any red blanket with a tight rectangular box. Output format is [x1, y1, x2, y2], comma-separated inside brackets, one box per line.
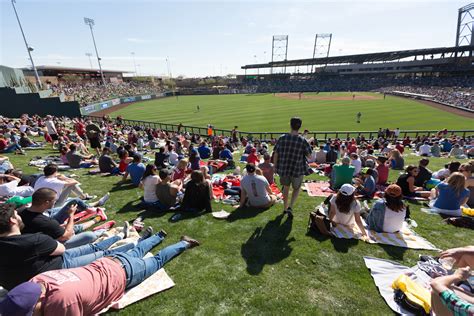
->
[212, 176, 281, 199]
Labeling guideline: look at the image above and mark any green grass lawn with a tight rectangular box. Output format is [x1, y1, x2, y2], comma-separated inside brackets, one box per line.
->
[5, 146, 473, 315]
[110, 93, 474, 132]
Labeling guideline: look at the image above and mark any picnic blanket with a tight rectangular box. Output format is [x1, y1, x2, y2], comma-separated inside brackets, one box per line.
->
[363, 256, 432, 315]
[211, 175, 282, 199]
[304, 181, 335, 197]
[318, 205, 439, 250]
[99, 253, 175, 313]
[29, 157, 71, 170]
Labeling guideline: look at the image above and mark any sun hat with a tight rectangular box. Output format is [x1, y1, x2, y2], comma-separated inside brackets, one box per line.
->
[339, 184, 355, 196]
[385, 184, 402, 198]
[0, 282, 42, 316]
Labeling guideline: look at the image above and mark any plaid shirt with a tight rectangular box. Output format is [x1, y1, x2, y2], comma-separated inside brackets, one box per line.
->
[440, 290, 474, 316]
[274, 133, 312, 177]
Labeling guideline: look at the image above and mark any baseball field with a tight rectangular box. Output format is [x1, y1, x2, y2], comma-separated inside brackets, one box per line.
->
[107, 92, 474, 131]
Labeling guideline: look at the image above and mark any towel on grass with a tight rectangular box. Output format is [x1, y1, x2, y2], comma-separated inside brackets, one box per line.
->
[99, 253, 174, 313]
[363, 256, 432, 315]
[330, 218, 439, 251]
[304, 181, 335, 197]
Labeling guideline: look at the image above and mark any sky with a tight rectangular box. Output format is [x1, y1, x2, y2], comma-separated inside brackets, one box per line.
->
[0, 0, 470, 77]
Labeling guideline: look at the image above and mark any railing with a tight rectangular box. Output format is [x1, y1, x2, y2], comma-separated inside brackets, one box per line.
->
[82, 115, 474, 141]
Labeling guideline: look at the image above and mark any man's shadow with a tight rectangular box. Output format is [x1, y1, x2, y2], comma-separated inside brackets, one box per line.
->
[241, 214, 294, 275]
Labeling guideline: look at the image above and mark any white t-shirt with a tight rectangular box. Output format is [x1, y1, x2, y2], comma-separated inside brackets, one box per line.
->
[330, 195, 361, 226]
[45, 120, 57, 135]
[0, 179, 34, 197]
[142, 175, 160, 203]
[19, 125, 28, 133]
[169, 151, 179, 166]
[33, 176, 66, 199]
[240, 174, 270, 207]
[382, 207, 406, 233]
[419, 144, 431, 156]
[351, 159, 362, 175]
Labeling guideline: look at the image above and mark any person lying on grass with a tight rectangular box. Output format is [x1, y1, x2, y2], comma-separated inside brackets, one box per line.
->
[0, 231, 199, 316]
[430, 246, 474, 316]
[0, 203, 134, 290]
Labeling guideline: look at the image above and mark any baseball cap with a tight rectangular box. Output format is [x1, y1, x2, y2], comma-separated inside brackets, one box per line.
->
[339, 184, 355, 196]
[385, 184, 402, 198]
[0, 282, 42, 316]
[360, 167, 370, 174]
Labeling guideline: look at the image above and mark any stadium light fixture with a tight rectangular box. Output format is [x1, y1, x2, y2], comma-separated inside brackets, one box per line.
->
[11, 0, 42, 90]
[84, 17, 106, 86]
[131, 52, 138, 76]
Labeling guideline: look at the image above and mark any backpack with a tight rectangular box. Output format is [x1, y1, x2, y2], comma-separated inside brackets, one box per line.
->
[307, 206, 332, 236]
[392, 274, 431, 315]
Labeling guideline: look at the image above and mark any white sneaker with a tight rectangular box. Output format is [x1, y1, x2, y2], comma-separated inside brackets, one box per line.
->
[97, 192, 110, 206]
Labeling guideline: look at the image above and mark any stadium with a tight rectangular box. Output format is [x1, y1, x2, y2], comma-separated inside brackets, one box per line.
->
[0, 1, 473, 315]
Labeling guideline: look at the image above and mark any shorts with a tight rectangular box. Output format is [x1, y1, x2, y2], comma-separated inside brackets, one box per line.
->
[50, 134, 59, 141]
[89, 138, 101, 149]
[280, 175, 304, 190]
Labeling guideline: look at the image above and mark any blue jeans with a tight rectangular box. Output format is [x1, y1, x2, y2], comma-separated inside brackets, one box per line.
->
[2, 144, 22, 153]
[224, 186, 241, 196]
[47, 198, 90, 224]
[62, 235, 134, 269]
[63, 230, 105, 249]
[111, 235, 188, 289]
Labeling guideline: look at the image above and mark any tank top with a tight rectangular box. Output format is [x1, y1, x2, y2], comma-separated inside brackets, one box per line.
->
[155, 182, 176, 208]
[468, 176, 474, 208]
[396, 174, 412, 196]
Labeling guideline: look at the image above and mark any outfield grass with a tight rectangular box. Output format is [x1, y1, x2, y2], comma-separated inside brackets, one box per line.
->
[5, 146, 473, 315]
[110, 93, 474, 132]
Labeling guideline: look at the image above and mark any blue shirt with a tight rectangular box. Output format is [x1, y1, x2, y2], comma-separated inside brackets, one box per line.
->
[127, 163, 146, 186]
[220, 148, 233, 160]
[197, 146, 211, 159]
[442, 141, 452, 152]
[360, 175, 376, 197]
[434, 182, 469, 210]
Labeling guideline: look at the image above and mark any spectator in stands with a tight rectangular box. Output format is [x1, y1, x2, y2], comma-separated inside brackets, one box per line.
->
[0, 203, 132, 290]
[354, 168, 376, 198]
[331, 157, 355, 190]
[418, 141, 431, 156]
[246, 147, 259, 165]
[99, 147, 119, 174]
[0, 173, 34, 198]
[154, 147, 169, 170]
[122, 154, 146, 186]
[350, 153, 362, 175]
[197, 141, 211, 159]
[44, 116, 58, 149]
[258, 153, 275, 185]
[459, 162, 474, 208]
[140, 164, 161, 205]
[34, 163, 95, 207]
[326, 145, 338, 164]
[375, 157, 389, 185]
[396, 165, 431, 198]
[315, 145, 327, 164]
[177, 170, 212, 213]
[431, 141, 441, 157]
[449, 144, 467, 159]
[155, 169, 183, 210]
[414, 158, 432, 188]
[20, 188, 108, 249]
[430, 172, 469, 216]
[0, 134, 24, 155]
[238, 164, 277, 209]
[66, 143, 97, 169]
[388, 149, 404, 170]
[366, 184, 406, 233]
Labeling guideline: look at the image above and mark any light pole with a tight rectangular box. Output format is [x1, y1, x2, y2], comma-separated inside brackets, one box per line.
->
[85, 53, 93, 69]
[131, 52, 138, 76]
[11, 0, 42, 90]
[84, 17, 106, 86]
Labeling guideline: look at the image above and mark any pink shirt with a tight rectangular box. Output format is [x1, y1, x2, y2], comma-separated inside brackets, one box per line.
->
[31, 258, 126, 315]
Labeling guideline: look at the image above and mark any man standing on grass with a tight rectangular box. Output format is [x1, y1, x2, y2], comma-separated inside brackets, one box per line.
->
[356, 112, 362, 123]
[273, 117, 312, 218]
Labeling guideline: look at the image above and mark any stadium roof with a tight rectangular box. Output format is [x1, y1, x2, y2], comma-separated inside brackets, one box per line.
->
[241, 45, 474, 69]
[23, 65, 131, 74]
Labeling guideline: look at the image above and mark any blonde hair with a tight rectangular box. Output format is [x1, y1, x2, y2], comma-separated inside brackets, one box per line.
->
[447, 172, 466, 197]
[177, 159, 188, 169]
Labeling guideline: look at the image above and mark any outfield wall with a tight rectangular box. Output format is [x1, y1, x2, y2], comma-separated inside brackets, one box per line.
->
[80, 92, 172, 115]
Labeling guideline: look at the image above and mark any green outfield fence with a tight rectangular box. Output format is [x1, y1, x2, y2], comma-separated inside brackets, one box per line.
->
[82, 115, 474, 142]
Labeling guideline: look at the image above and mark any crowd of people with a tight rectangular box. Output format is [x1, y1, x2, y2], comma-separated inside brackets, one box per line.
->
[48, 81, 164, 106]
[379, 86, 473, 110]
[0, 113, 472, 314]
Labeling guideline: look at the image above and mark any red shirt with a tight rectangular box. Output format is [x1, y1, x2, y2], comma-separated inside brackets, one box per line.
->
[376, 163, 389, 185]
[0, 139, 7, 151]
[31, 258, 126, 315]
[75, 122, 86, 137]
[395, 144, 404, 154]
[247, 153, 259, 165]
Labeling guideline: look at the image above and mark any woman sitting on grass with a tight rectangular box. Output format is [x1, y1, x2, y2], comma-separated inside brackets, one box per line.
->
[366, 184, 406, 233]
[179, 170, 212, 213]
[388, 149, 404, 170]
[140, 164, 161, 205]
[396, 165, 431, 198]
[328, 184, 368, 239]
[172, 159, 189, 182]
[430, 172, 470, 217]
[459, 162, 474, 208]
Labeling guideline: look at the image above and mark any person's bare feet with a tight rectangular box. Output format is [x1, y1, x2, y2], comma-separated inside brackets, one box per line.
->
[180, 236, 200, 248]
